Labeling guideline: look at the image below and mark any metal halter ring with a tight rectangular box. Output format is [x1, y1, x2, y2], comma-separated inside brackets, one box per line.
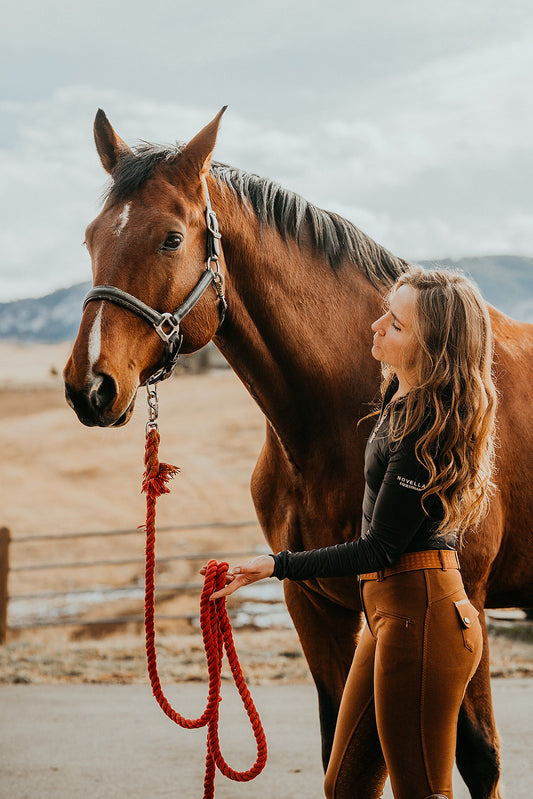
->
[154, 313, 182, 344]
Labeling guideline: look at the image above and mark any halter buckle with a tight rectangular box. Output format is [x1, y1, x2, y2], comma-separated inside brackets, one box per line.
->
[206, 208, 221, 259]
[207, 209, 221, 235]
[154, 312, 181, 343]
[208, 263, 228, 323]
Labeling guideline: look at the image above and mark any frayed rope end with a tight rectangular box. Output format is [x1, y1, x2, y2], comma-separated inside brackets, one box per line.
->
[142, 462, 180, 498]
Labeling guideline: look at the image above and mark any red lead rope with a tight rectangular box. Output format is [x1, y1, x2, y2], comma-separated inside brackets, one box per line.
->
[142, 427, 268, 798]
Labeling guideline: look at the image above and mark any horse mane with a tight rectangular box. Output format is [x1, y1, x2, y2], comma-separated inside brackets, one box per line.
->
[106, 142, 409, 290]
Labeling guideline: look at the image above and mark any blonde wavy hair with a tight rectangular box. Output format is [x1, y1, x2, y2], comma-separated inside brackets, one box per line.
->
[382, 265, 497, 542]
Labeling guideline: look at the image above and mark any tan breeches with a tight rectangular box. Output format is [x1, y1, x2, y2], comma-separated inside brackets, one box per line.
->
[324, 567, 482, 799]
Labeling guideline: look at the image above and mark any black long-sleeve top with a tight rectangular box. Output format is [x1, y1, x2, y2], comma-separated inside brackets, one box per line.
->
[271, 380, 455, 581]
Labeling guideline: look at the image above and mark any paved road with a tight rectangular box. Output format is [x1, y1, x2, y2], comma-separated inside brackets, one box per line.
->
[1, 680, 532, 798]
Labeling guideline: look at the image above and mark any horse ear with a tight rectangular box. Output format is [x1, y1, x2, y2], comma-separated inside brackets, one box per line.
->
[179, 106, 227, 178]
[93, 109, 131, 174]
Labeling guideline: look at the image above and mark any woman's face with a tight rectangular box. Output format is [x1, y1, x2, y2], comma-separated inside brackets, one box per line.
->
[371, 284, 418, 374]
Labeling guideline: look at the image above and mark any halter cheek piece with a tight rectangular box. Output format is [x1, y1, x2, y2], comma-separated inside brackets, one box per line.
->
[82, 176, 227, 385]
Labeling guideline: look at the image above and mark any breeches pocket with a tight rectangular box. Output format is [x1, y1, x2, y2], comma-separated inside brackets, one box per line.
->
[453, 597, 480, 653]
[375, 607, 414, 629]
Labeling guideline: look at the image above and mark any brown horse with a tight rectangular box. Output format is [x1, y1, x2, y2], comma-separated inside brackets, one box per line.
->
[64, 108, 533, 799]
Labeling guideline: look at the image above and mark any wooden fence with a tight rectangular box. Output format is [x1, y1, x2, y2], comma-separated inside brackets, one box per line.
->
[0, 521, 264, 644]
[0, 528, 8, 643]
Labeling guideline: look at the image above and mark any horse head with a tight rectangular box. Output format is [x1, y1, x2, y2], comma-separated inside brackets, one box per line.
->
[64, 107, 227, 427]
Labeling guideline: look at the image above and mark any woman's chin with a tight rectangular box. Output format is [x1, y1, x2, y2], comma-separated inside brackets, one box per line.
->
[371, 345, 383, 362]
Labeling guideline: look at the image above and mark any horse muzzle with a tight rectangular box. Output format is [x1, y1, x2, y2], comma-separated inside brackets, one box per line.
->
[64, 372, 136, 427]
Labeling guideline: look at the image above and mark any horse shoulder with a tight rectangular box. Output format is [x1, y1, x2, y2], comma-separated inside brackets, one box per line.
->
[250, 422, 301, 554]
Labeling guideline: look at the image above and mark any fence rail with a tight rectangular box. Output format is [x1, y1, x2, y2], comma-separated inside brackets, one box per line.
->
[11, 549, 263, 573]
[14, 519, 258, 544]
[0, 528, 8, 643]
[12, 583, 205, 601]
[1, 521, 265, 641]
[9, 613, 201, 630]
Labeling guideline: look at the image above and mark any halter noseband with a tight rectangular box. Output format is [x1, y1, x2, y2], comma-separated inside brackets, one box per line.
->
[83, 176, 227, 385]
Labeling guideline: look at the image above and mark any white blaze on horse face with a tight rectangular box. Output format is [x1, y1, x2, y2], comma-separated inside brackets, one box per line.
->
[115, 203, 131, 235]
[88, 302, 103, 377]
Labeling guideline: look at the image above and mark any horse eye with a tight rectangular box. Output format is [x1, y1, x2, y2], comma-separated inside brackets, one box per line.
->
[161, 232, 183, 251]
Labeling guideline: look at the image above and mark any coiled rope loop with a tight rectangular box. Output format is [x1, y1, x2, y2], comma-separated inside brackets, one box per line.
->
[142, 427, 267, 798]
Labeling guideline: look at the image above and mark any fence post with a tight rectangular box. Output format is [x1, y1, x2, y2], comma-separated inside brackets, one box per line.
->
[0, 527, 10, 644]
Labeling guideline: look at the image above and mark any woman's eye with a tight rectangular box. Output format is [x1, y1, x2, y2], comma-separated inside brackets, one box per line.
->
[161, 232, 183, 251]
[392, 323, 401, 332]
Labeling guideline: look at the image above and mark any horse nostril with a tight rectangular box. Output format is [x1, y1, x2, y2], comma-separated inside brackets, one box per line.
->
[91, 373, 118, 412]
[64, 381, 75, 410]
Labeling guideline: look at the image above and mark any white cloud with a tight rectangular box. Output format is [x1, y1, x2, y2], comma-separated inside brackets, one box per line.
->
[1, 11, 533, 300]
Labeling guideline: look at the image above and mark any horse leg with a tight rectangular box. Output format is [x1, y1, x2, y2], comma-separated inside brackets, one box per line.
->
[456, 605, 502, 799]
[283, 579, 387, 798]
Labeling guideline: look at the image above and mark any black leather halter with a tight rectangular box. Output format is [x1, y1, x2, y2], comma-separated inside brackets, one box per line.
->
[83, 176, 227, 384]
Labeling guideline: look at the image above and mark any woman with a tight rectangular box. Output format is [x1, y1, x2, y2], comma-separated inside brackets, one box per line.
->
[204, 266, 497, 799]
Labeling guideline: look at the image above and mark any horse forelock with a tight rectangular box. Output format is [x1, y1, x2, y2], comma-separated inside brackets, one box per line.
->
[103, 142, 185, 205]
[104, 141, 408, 291]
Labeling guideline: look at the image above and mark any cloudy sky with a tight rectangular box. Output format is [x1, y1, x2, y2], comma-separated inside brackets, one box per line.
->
[1, 0, 532, 301]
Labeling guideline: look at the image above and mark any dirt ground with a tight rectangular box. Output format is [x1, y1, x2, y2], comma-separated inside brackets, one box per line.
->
[2, 681, 533, 799]
[1, 340, 533, 686]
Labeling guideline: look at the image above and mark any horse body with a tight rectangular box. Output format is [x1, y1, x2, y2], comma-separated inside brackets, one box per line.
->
[64, 109, 533, 799]
[481, 312, 533, 609]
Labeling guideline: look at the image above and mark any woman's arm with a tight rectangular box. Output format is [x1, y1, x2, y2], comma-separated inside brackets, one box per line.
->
[204, 430, 437, 595]
[272, 431, 437, 580]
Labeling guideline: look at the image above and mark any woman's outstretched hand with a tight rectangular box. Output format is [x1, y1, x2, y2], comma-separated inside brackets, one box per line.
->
[200, 555, 275, 600]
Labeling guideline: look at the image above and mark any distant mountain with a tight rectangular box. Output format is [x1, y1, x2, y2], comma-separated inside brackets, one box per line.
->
[0, 256, 531, 342]
[420, 255, 533, 323]
[0, 282, 91, 342]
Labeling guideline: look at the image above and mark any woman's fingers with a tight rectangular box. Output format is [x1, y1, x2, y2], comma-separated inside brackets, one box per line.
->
[200, 555, 275, 600]
[200, 564, 236, 585]
[210, 574, 249, 601]
[209, 555, 275, 600]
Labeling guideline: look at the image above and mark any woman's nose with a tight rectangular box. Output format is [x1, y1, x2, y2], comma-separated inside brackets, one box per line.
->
[371, 315, 385, 333]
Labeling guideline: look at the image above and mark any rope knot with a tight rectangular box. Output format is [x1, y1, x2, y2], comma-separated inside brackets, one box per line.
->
[142, 428, 179, 498]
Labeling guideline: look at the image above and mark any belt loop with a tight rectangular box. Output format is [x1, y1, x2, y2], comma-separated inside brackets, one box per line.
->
[377, 569, 384, 582]
[438, 550, 447, 571]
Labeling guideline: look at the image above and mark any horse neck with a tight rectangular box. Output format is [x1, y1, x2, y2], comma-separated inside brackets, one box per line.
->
[211, 185, 383, 469]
